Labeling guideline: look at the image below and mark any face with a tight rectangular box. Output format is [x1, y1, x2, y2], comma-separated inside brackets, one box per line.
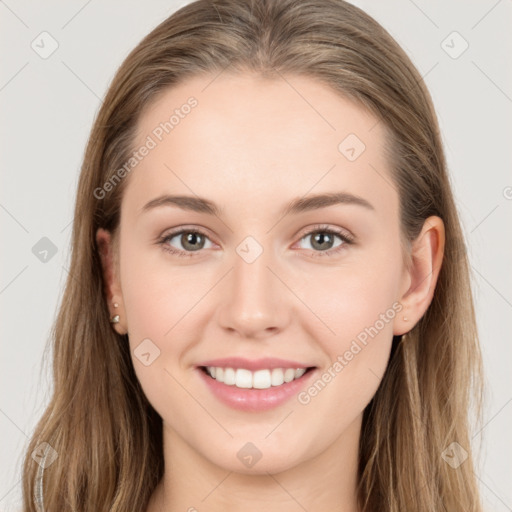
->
[98, 72, 417, 475]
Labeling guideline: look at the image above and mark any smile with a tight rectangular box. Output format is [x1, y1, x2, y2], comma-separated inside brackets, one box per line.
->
[196, 364, 317, 412]
[202, 366, 311, 389]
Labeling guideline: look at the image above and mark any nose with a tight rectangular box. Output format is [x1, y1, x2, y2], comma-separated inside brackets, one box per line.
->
[216, 242, 291, 340]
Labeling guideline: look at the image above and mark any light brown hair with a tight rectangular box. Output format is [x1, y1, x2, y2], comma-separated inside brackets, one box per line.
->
[21, 0, 484, 510]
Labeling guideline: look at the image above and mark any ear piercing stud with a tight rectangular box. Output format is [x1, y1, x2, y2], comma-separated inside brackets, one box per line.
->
[110, 300, 120, 324]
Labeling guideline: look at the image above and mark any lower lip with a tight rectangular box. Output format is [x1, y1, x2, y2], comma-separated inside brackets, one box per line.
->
[196, 367, 317, 412]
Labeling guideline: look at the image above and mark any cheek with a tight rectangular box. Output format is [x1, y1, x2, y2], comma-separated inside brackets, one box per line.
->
[119, 241, 214, 392]
[119, 247, 197, 416]
[294, 255, 402, 422]
[119, 238, 191, 337]
[300, 250, 402, 345]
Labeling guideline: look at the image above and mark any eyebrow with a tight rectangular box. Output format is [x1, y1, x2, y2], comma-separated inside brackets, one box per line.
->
[140, 191, 375, 217]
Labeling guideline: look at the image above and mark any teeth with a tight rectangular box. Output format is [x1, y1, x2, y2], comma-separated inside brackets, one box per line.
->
[271, 368, 284, 386]
[224, 367, 236, 385]
[283, 368, 295, 383]
[206, 366, 308, 389]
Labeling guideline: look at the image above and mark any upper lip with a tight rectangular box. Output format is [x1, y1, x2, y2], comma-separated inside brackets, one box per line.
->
[196, 357, 315, 372]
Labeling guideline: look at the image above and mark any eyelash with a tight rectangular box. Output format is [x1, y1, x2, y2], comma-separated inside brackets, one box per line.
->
[157, 224, 354, 259]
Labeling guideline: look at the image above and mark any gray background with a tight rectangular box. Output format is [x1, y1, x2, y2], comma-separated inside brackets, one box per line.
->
[1, 1, 511, 510]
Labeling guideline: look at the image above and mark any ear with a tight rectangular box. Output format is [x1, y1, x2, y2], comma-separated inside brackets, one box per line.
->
[96, 228, 128, 335]
[394, 215, 445, 336]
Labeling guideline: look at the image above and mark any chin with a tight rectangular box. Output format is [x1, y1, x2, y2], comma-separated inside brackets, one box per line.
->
[199, 436, 309, 476]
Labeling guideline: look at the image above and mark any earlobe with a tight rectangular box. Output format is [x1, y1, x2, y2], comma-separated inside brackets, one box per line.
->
[394, 215, 445, 335]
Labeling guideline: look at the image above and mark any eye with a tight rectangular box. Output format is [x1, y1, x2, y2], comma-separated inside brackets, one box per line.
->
[158, 228, 214, 258]
[295, 224, 354, 258]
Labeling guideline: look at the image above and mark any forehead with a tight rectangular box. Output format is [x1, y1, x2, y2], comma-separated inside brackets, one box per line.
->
[124, 72, 397, 219]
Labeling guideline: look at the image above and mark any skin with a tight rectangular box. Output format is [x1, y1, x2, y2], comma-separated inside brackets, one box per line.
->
[96, 72, 444, 511]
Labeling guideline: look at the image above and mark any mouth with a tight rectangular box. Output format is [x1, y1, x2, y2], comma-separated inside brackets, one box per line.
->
[194, 356, 319, 411]
[198, 365, 317, 390]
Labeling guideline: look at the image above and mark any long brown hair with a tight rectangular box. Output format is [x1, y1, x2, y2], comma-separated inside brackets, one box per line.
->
[21, 0, 484, 510]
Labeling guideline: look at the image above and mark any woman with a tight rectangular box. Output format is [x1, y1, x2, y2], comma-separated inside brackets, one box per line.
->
[21, 0, 484, 510]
